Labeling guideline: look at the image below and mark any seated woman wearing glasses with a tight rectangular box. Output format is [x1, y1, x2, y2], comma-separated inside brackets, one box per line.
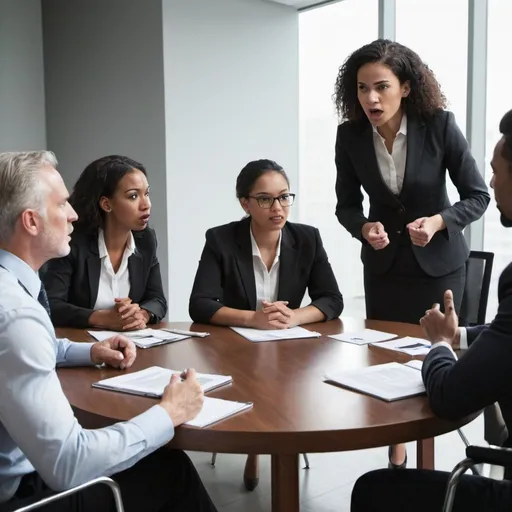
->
[43, 155, 167, 330]
[189, 159, 343, 329]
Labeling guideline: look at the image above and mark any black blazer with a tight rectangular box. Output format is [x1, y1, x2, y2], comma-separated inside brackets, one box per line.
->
[335, 110, 490, 277]
[422, 262, 512, 470]
[43, 228, 167, 328]
[189, 218, 344, 324]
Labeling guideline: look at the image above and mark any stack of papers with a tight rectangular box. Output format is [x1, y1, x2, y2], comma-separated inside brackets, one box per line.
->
[230, 325, 321, 343]
[187, 397, 253, 428]
[92, 366, 251, 428]
[324, 362, 426, 402]
[88, 329, 190, 348]
[328, 329, 397, 345]
[371, 336, 431, 356]
[92, 366, 232, 397]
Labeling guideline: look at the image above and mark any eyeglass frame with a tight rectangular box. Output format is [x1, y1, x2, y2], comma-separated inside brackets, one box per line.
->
[246, 193, 296, 209]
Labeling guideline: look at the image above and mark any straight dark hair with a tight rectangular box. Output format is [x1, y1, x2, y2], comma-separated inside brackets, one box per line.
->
[236, 159, 290, 198]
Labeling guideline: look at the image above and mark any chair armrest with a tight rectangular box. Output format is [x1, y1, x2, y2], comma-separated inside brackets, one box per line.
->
[466, 445, 512, 467]
[14, 476, 124, 512]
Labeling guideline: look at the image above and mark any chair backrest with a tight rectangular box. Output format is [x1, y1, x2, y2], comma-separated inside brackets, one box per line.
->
[459, 250, 494, 326]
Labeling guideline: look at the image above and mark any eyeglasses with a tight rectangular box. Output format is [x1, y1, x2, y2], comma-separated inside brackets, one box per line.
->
[247, 193, 296, 209]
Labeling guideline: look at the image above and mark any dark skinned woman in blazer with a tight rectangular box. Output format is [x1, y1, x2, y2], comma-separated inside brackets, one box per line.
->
[189, 159, 343, 489]
[43, 155, 167, 330]
[333, 39, 490, 470]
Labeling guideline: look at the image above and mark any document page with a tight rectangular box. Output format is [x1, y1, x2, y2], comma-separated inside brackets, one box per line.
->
[93, 366, 232, 397]
[324, 362, 426, 402]
[328, 329, 397, 345]
[186, 397, 253, 428]
[88, 329, 189, 348]
[371, 336, 431, 356]
[230, 325, 321, 342]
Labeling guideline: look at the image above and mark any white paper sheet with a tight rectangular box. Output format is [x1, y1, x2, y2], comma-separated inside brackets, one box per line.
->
[371, 336, 431, 356]
[88, 329, 189, 348]
[324, 362, 426, 401]
[186, 397, 253, 428]
[92, 366, 232, 397]
[328, 329, 397, 345]
[404, 360, 423, 371]
[230, 325, 321, 342]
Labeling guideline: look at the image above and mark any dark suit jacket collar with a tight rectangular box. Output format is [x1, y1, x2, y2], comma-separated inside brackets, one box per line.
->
[82, 229, 144, 307]
[346, 113, 426, 207]
[234, 218, 299, 309]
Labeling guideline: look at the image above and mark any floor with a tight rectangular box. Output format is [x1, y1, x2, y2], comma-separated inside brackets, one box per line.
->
[189, 413, 486, 512]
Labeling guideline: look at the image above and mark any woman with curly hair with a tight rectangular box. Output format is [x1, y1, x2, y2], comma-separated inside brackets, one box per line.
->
[333, 39, 490, 468]
[43, 155, 167, 330]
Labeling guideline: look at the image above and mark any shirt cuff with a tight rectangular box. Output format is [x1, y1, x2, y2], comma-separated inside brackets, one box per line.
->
[430, 341, 458, 360]
[459, 327, 468, 350]
[130, 405, 175, 451]
[65, 342, 95, 366]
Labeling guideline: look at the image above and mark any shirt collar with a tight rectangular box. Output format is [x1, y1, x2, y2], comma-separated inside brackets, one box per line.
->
[250, 227, 282, 259]
[372, 112, 408, 138]
[0, 249, 41, 299]
[98, 229, 136, 259]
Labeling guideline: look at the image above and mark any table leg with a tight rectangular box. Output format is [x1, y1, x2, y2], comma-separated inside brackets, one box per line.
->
[244, 454, 259, 491]
[417, 438, 435, 469]
[271, 453, 299, 512]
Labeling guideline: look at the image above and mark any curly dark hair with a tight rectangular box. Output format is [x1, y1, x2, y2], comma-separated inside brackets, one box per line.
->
[333, 39, 447, 122]
[70, 155, 147, 234]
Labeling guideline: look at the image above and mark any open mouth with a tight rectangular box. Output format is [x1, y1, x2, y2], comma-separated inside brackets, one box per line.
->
[270, 215, 284, 222]
[369, 108, 383, 116]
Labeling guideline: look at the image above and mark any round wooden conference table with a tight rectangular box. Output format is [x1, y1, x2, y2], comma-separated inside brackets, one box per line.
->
[56, 318, 476, 512]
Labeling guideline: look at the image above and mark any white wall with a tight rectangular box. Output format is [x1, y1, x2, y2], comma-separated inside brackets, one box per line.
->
[42, 0, 169, 298]
[0, 0, 46, 151]
[163, 0, 299, 320]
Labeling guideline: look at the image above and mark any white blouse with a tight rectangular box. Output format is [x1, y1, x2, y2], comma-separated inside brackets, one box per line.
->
[250, 228, 282, 310]
[372, 113, 408, 195]
[93, 229, 135, 311]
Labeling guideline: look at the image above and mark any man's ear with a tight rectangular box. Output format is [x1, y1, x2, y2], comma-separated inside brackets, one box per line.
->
[20, 209, 44, 237]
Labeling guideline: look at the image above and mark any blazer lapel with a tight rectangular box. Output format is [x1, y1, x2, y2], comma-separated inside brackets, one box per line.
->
[399, 115, 426, 203]
[234, 218, 257, 310]
[128, 251, 144, 300]
[348, 122, 402, 208]
[86, 236, 101, 308]
[277, 225, 298, 301]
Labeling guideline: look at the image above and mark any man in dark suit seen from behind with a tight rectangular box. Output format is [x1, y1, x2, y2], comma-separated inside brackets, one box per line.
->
[350, 110, 512, 511]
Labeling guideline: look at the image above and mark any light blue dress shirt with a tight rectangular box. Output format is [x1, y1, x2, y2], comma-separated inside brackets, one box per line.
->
[0, 249, 174, 503]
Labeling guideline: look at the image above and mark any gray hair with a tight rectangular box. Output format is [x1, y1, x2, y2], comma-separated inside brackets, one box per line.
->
[0, 151, 58, 243]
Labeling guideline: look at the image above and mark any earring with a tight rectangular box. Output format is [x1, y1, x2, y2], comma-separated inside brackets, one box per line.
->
[105, 208, 112, 213]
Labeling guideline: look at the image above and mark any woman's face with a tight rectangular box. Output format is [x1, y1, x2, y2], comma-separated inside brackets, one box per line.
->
[357, 62, 410, 128]
[101, 169, 151, 231]
[240, 171, 292, 233]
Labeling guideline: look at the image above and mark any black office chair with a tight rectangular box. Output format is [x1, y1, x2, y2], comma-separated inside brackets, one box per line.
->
[456, 251, 496, 472]
[459, 250, 494, 327]
[13, 476, 125, 512]
[443, 445, 512, 512]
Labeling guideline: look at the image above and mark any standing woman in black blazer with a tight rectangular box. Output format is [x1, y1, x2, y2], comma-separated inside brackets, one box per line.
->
[189, 159, 343, 329]
[43, 155, 167, 330]
[333, 39, 490, 468]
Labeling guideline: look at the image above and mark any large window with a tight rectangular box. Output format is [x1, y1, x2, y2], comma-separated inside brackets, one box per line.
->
[484, 0, 512, 319]
[396, 0, 468, 205]
[299, 0, 378, 316]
